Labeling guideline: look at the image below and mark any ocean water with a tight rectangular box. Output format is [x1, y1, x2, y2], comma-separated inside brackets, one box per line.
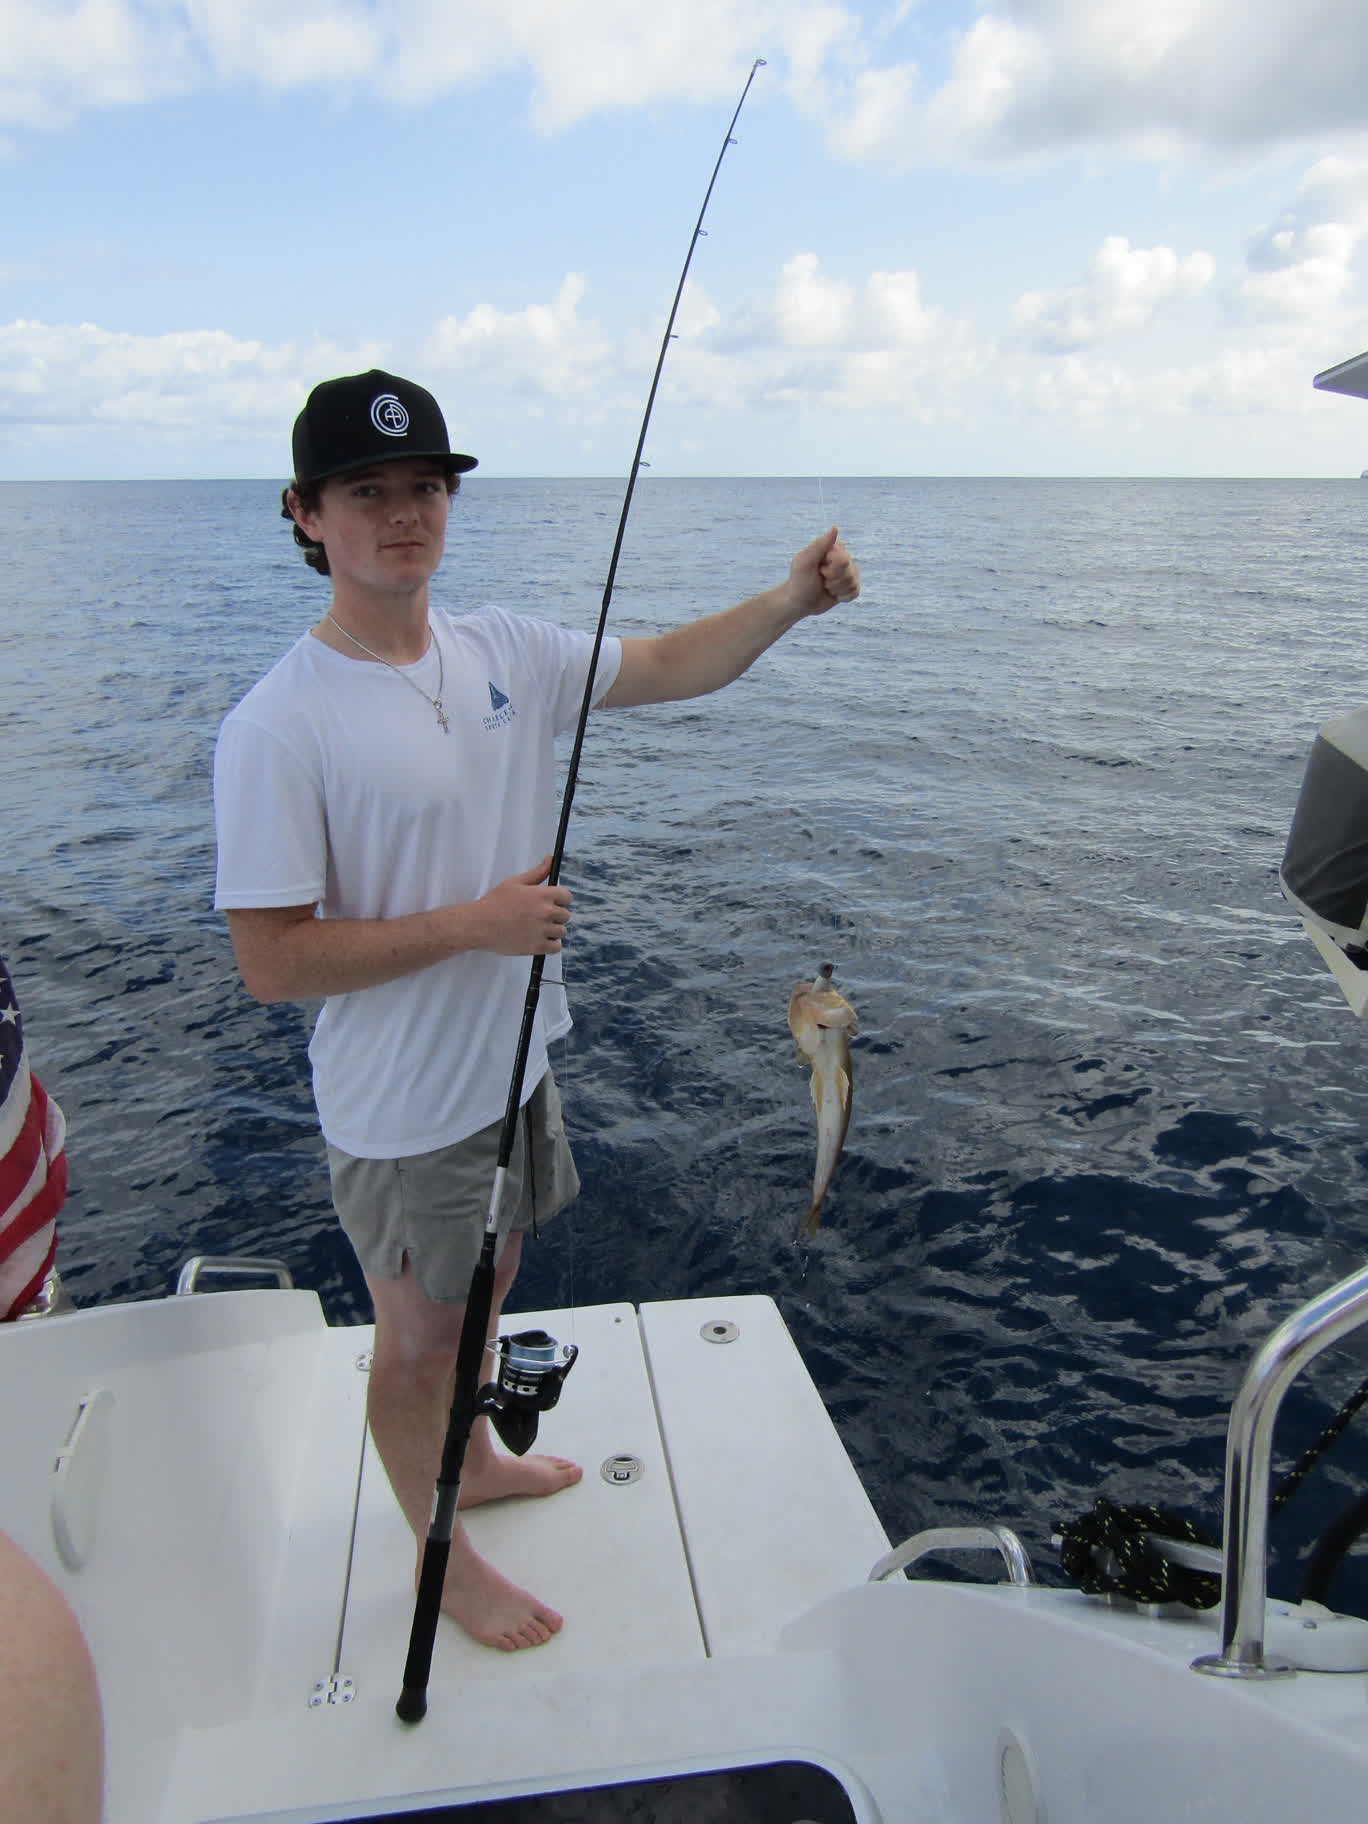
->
[5, 473, 1368, 1607]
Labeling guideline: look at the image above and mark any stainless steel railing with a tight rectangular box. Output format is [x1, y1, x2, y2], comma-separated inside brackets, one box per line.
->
[1193, 1261, 1368, 1679]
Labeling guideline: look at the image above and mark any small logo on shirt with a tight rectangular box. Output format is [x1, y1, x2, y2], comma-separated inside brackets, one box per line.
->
[484, 681, 516, 731]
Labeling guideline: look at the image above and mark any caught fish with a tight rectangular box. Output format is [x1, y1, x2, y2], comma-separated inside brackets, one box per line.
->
[787, 963, 858, 1237]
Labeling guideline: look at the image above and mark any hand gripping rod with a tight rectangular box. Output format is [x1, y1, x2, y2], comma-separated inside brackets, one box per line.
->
[396, 57, 766, 1724]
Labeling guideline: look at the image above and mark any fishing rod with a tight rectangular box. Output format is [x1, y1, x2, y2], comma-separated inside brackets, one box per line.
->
[395, 56, 766, 1725]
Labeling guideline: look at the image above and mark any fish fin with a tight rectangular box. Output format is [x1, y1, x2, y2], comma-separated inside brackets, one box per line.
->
[811, 990, 857, 1030]
[835, 1064, 852, 1111]
[810, 1071, 825, 1113]
[788, 983, 817, 1041]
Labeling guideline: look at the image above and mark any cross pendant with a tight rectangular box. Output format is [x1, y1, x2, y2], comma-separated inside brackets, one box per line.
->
[434, 699, 450, 734]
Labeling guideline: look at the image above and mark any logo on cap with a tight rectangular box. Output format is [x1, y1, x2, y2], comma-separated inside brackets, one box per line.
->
[370, 393, 410, 437]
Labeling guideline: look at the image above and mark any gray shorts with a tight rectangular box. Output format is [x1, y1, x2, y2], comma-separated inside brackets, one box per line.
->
[325, 1070, 579, 1304]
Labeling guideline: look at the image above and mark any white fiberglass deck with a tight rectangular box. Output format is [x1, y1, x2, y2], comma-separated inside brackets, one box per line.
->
[167, 1295, 890, 1821]
[0, 1289, 889, 1824]
[10, 1287, 1368, 1823]
[340, 1292, 892, 1696]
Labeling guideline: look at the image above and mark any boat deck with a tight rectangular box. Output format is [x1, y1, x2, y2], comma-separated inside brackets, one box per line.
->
[346, 1292, 890, 1692]
[0, 1288, 889, 1823]
[11, 1286, 1368, 1823]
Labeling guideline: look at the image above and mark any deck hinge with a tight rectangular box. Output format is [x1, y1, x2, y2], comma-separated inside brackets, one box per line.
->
[309, 1675, 356, 1709]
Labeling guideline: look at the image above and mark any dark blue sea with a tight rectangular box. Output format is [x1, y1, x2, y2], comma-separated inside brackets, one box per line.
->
[6, 475, 1368, 1608]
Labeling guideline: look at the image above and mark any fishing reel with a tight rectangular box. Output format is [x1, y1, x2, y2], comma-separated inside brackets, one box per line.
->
[477, 1329, 578, 1456]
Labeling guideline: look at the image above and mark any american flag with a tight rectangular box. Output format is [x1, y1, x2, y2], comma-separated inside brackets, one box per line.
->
[0, 956, 65, 1320]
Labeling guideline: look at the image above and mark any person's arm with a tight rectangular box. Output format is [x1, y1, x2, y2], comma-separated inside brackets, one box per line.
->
[226, 856, 572, 1004]
[0, 1529, 103, 1824]
[602, 527, 859, 709]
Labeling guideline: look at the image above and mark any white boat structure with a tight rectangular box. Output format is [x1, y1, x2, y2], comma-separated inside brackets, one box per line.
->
[7, 1254, 1368, 1824]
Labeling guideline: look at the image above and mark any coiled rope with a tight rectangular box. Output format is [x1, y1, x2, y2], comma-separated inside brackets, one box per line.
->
[1055, 1367, 1368, 1609]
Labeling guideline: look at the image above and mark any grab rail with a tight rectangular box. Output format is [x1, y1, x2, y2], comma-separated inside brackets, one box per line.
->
[1193, 1261, 1368, 1679]
[175, 1256, 294, 1296]
[870, 1524, 1035, 1586]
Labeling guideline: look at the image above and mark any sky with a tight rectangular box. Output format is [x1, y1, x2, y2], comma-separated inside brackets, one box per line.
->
[6, 0, 1368, 479]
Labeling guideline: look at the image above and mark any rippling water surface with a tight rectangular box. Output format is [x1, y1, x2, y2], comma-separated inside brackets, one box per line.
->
[6, 475, 1368, 1606]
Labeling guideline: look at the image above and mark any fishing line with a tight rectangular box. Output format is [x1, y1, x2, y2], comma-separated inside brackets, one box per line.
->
[396, 56, 767, 1725]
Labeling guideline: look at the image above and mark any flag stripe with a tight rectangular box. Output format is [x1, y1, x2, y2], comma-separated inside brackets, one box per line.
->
[0, 1226, 58, 1321]
[0, 959, 67, 1320]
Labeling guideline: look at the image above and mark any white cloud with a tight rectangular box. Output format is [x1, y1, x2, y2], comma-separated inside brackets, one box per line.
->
[827, 62, 919, 162]
[420, 256, 971, 420]
[423, 274, 615, 397]
[1006, 350, 1137, 419]
[1230, 156, 1368, 326]
[1235, 223, 1358, 324]
[0, 0, 859, 131]
[829, 0, 1368, 167]
[378, 0, 839, 123]
[183, 0, 382, 88]
[722, 251, 947, 354]
[1014, 236, 1215, 352]
[641, 258, 1322, 428]
[655, 252, 989, 417]
[999, 336, 1327, 426]
[671, 280, 723, 343]
[0, 0, 189, 126]
[0, 168, 1353, 480]
[6, 0, 1368, 175]
[0, 251, 984, 450]
[867, 267, 940, 345]
[0, 317, 382, 433]
[774, 252, 857, 346]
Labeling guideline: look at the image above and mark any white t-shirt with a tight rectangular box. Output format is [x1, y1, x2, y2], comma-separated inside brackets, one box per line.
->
[213, 606, 622, 1158]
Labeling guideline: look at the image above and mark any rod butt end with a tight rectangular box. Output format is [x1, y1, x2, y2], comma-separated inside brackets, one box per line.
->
[395, 1686, 428, 1725]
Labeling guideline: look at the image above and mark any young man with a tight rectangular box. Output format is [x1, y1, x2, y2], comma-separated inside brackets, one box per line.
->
[213, 368, 859, 1652]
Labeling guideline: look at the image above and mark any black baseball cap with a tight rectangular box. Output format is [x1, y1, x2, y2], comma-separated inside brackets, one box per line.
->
[291, 369, 478, 485]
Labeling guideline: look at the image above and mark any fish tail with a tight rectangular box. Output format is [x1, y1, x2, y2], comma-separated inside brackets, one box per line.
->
[799, 1201, 822, 1239]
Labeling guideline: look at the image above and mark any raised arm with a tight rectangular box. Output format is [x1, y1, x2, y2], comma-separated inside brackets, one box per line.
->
[226, 856, 572, 1004]
[601, 527, 859, 709]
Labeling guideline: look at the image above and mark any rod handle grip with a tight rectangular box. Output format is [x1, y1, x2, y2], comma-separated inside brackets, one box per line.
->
[395, 1534, 451, 1723]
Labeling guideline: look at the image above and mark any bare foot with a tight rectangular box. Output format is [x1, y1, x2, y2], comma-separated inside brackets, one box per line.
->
[459, 1453, 583, 1508]
[430, 1537, 565, 1652]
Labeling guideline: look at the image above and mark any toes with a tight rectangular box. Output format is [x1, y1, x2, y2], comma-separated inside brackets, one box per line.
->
[500, 1617, 552, 1651]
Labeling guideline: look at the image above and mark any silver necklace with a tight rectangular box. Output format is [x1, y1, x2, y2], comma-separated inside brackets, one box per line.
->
[325, 613, 450, 733]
